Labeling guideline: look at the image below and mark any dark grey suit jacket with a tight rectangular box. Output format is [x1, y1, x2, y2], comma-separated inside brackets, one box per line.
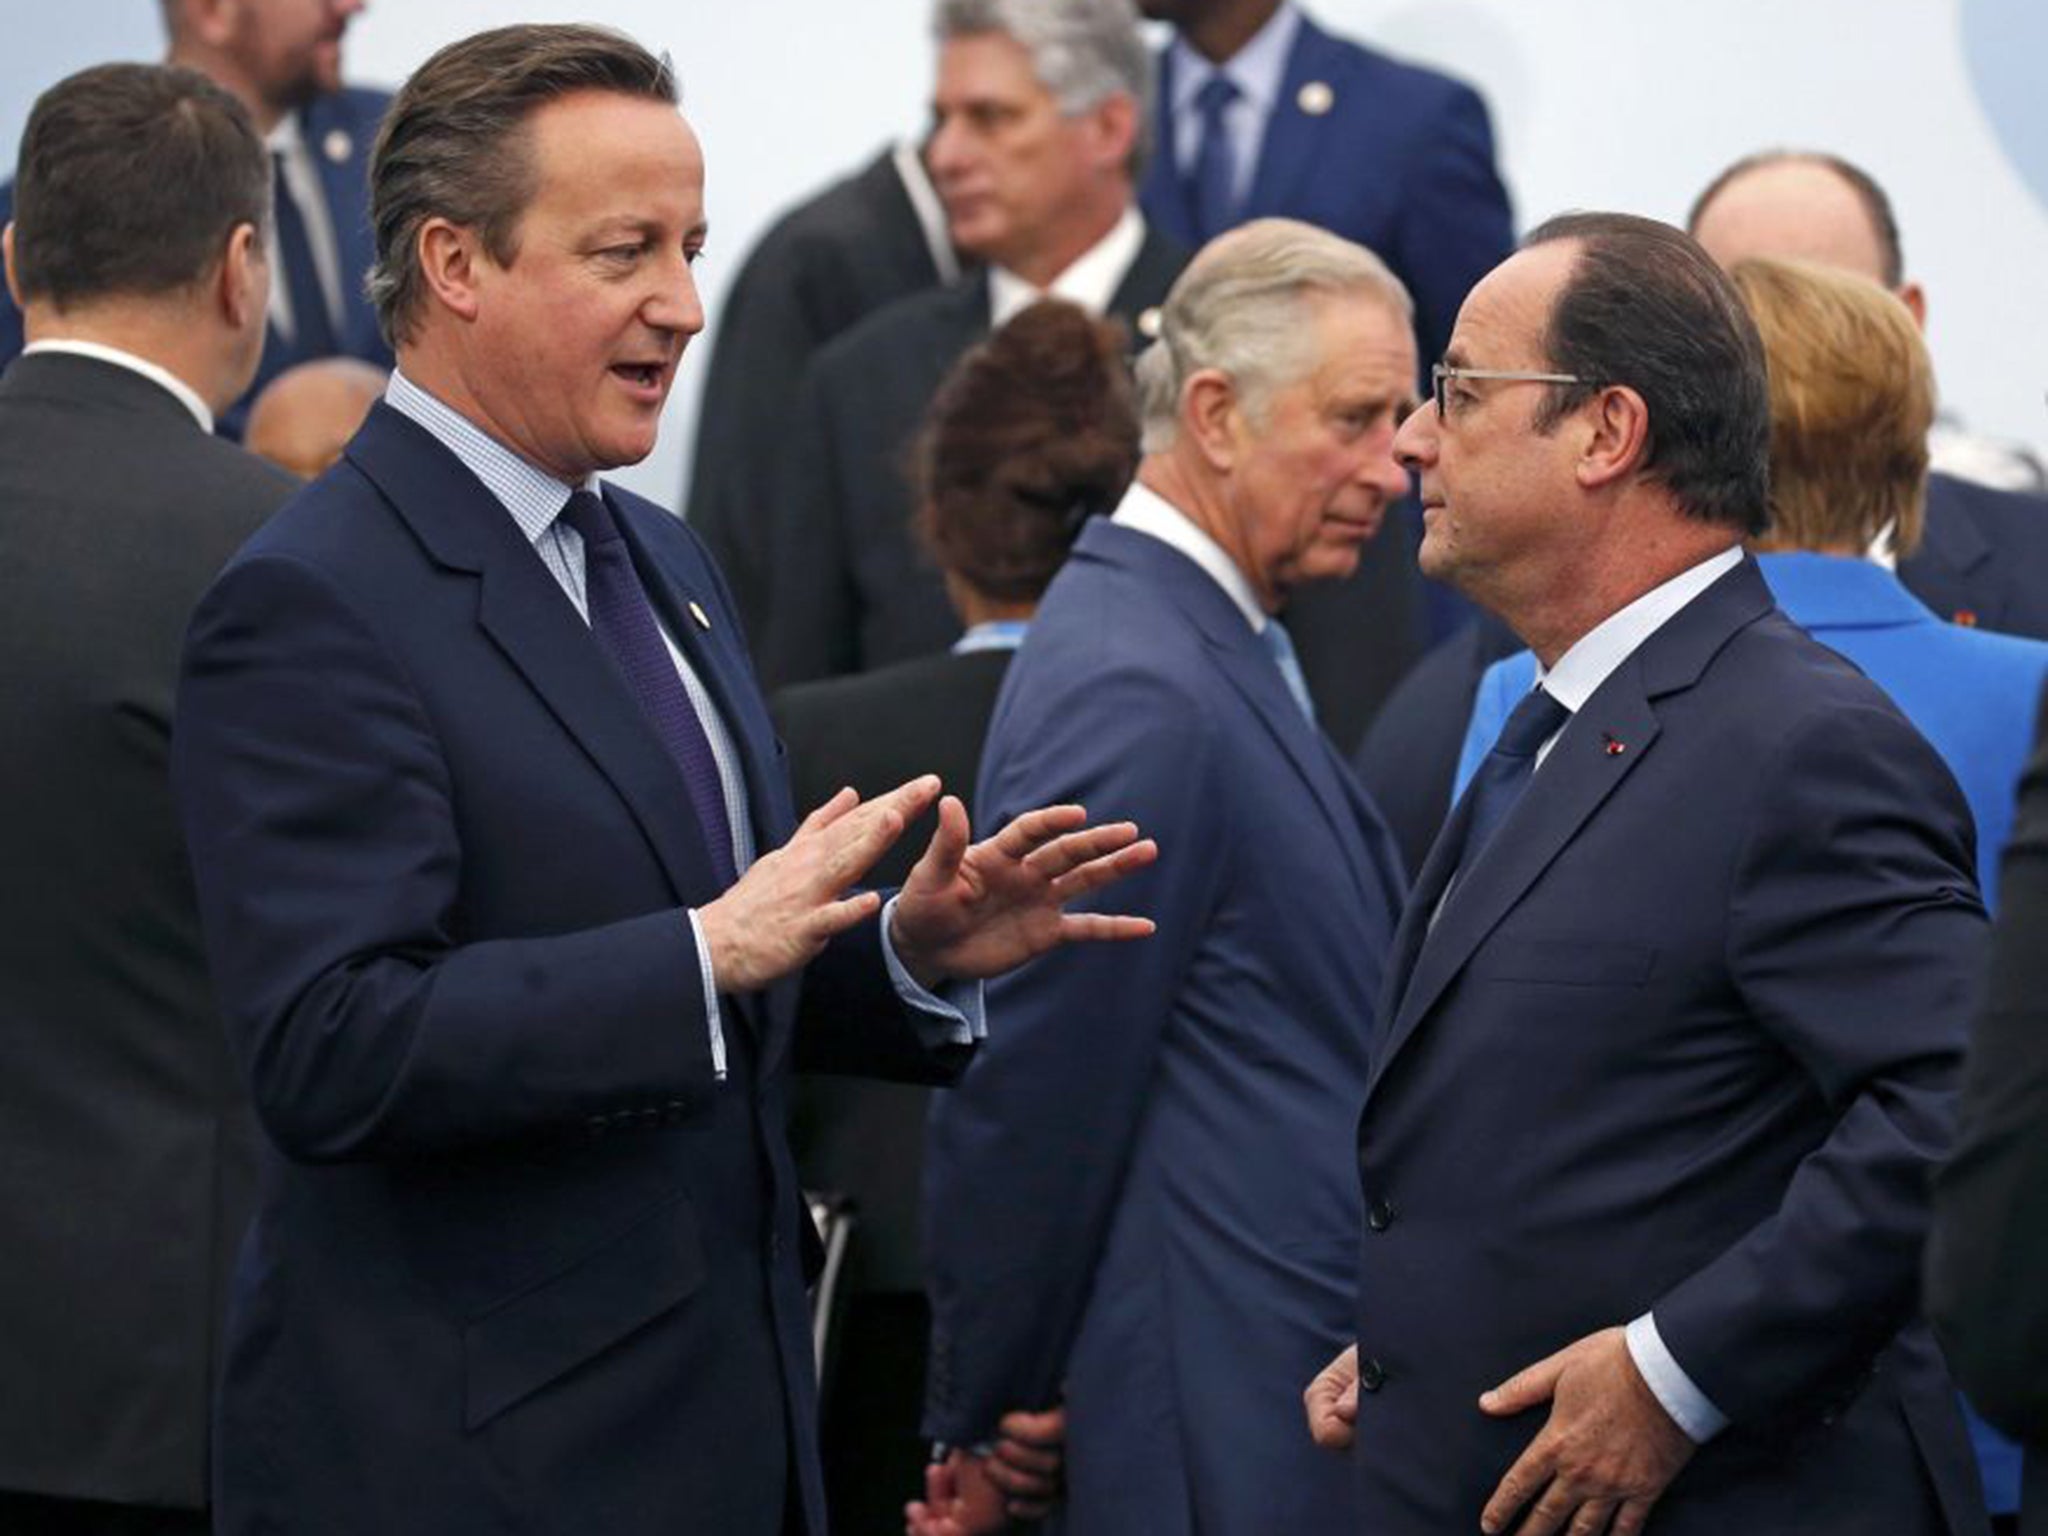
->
[760, 226, 1188, 690]
[686, 148, 949, 644]
[0, 351, 298, 1507]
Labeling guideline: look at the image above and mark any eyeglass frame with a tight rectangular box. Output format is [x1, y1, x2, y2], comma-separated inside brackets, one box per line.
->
[1431, 363, 1593, 421]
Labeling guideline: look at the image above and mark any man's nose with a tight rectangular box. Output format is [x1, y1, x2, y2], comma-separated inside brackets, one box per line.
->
[647, 253, 705, 338]
[1392, 401, 1436, 472]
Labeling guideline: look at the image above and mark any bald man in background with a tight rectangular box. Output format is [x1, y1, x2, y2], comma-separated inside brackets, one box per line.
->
[1688, 150, 2048, 640]
[243, 355, 385, 478]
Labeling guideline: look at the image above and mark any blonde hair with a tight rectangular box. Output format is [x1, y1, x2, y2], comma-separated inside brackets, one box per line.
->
[1731, 256, 1932, 557]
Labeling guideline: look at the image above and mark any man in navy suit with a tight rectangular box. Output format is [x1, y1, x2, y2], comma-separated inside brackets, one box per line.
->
[1305, 214, 1988, 1535]
[920, 218, 1410, 1536]
[171, 25, 1155, 1536]
[1, 0, 393, 434]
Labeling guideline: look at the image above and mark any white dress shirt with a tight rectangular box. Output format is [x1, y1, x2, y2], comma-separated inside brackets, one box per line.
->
[987, 206, 1148, 329]
[1165, 0, 1303, 209]
[1112, 478, 1269, 633]
[384, 370, 982, 1080]
[265, 111, 345, 346]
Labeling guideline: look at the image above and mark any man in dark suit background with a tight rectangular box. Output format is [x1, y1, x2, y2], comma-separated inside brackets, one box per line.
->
[0, 61, 293, 1535]
[1689, 149, 2048, 640]
[0, 0, 393, 436]
[1134, 0, 1516, 747]
[685, 141, 961, 645]
[171, 26, 1154, 1536]
[1306, 214, 1987, 1535]
[921, 219, 1411, 1536]
[761, 0, 1186, 692]
[1931, 684, 2048, 1536]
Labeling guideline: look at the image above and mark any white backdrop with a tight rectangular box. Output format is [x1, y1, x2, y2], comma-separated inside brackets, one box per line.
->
[7, 1, 2044, 510]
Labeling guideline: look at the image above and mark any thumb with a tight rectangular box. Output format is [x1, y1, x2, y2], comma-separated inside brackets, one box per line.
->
[905, 793, 971, 895]
[1480, 1345, 1570, 1417]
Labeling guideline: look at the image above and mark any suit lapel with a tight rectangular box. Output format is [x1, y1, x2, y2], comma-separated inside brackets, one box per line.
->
[300, 97, 381, 353]
[1244, 20, 1336, 220]
[1138, 46, 1200, 244]
[346, 407, 724, 908]
[1366, 559, 1775, 1101]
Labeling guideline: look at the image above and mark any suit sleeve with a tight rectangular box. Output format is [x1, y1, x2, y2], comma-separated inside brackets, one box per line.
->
[921, 662, 1224, 1444]
[173, 552, 722, 1163]
[1390, 80, 1515, 372]
[1928, 686, 2048, 1446]
[1651, 700, 1986, 1425]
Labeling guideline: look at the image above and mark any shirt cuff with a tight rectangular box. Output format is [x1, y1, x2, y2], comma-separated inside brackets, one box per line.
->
[684, 908, 728, 1081]
[879, 894, 987, 1046]
[1626, 1313, 1727, 1443]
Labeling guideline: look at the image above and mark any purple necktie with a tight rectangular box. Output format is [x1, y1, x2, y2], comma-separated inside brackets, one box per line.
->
[560, 489, 737, 890]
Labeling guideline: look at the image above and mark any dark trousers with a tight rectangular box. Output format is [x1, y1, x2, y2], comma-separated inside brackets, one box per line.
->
[819, 1292, 931, 1536]
[0, 1492, 208, 1536]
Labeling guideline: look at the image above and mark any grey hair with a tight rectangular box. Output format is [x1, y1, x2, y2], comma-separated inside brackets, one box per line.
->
[1136, 218, 1414, 451]
[933, 0, 1153, 175]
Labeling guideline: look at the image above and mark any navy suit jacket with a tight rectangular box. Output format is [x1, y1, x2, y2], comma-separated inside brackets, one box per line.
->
[1356, 559, 1987, 1534]
[923, 518, 1405, 1535]
[1140, 9, 1513, 372]
[172, 403, 958, 1536]
[1902, 472, 2048, 640]
[2, 88, 394, 436]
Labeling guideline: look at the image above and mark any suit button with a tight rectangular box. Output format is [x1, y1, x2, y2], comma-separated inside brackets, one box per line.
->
[1367, 1199, 1396, 1232]
[1357, 1357, 1386, 1393]
[768, 1230, 784, 1263]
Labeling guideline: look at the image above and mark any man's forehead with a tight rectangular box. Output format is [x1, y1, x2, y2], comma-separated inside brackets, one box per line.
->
[1447, 244, 1570, 364]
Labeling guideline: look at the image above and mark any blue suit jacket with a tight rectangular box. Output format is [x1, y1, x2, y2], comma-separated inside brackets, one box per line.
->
[1, 87, 394, 436]
[172, 404, 957, 1536]
[1362, 558, 1986, 1533]
[1139, 9, 1514, 370]
[1462, 553, 2048, 905]
[922, 519, 1405, 1535]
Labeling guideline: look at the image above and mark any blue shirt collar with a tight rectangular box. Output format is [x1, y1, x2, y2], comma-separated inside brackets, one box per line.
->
[1168, 1, 1301, 122]
[384, 368, 597, 546]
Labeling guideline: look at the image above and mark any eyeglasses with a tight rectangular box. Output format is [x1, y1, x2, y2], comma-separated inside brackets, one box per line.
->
[1432, 363, 1591, 421]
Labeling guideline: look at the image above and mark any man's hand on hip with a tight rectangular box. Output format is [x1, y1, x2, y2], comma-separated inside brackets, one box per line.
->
[697, 777, 941, 993]
[1478, 1326, 1695, 1536]
[889, 797, 1157, 986]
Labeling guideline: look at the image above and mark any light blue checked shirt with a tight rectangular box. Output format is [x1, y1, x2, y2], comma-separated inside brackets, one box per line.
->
[384, 372, 982, 1080]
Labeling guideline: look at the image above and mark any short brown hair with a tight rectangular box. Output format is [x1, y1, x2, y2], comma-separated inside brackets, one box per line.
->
[914, 300, 1140, 603]
[10, 62, 267, 309]
[367, 24, 675, 347]
[1731, 257, 1931, 558]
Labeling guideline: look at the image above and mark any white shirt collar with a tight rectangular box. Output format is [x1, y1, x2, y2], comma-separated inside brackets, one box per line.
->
[891, 139, 961, 286]
[1535, 545, 1744, 717]
[1111, 477, 1268, 633]
[21, 339, 214, 433]
[383, 368, 595, 544]
[1168, 1, 1301, 121]
[988, 206, 1146, 329]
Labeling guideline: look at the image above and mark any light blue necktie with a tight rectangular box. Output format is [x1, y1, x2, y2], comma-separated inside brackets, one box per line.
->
[1260, 619, 1316, 723]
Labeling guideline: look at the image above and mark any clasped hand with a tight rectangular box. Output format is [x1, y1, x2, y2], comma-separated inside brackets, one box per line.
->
[696, 776, 1156, 994]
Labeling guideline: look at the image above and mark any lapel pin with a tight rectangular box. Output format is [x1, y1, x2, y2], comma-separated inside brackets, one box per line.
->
[1136, 306, 1163, 340]
[1297, 80, 1335, 116]
[322, 127, 353, 165]
[688, 600, 712, 632]
[1602, 733, 1626, 757]
[1954, 608, 1979, 628]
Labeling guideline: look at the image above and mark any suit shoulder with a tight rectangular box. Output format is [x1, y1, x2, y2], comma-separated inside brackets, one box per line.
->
[1934, 472, 2048, 543]
[814, 281, 973, 377]
[319, 84, 395, 125]
[774, 649, 1004, 740]
[1301, 17, 1489, 113]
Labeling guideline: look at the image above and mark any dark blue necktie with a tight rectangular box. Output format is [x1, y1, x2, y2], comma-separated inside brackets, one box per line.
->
[561, 490, 737, 890]
[1455, 685, 1571, 881]
[1188, 74, 1242, 242]
[272, 153, 336, 355]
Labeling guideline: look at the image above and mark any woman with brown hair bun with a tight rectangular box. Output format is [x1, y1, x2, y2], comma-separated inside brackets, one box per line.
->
[770, 297, 1139, 1536]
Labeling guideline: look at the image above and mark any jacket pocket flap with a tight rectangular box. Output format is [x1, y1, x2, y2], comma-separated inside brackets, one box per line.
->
[463, 1196, 705, 1430]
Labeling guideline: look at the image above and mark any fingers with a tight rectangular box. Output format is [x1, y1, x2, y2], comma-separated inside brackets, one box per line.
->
[991, 802, 1089, 860]
[1567, 1498, 1618, 1536]
[1482, 1345, 1569, 1417]
[1021, 819, 1142, 880]
[797, 784, 860, 833]
[906, 793, 973, 894]
[995, 1405, 1066, 1450]
[1045, 837, 1158, 903]
[1481, 1446, 1551, 1536]
[1056, 911, 1157, 944]
[1609, 1499, 1654, 1536]
[1304, 1346, 1360, 1451]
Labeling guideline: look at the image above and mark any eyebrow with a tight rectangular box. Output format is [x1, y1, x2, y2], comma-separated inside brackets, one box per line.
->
[1442, 344, 1471, 369]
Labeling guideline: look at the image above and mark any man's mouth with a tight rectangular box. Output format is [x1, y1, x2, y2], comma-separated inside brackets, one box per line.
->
[611, 361, 668, 395]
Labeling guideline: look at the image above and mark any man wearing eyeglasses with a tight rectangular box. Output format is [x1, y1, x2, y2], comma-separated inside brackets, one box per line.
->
[1304, 214, 1988, 1536]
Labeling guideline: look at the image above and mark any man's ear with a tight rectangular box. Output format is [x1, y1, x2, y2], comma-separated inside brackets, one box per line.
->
[2, 223, 20, 310]
[1181, 368, 1244, 473]
[1089, 91, 1139, 177]
[218, 220, 267, 331]
[1576, 384, 1651, 493]
[416, 217, 485, 325]
[1896, 280, 1927, 331]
